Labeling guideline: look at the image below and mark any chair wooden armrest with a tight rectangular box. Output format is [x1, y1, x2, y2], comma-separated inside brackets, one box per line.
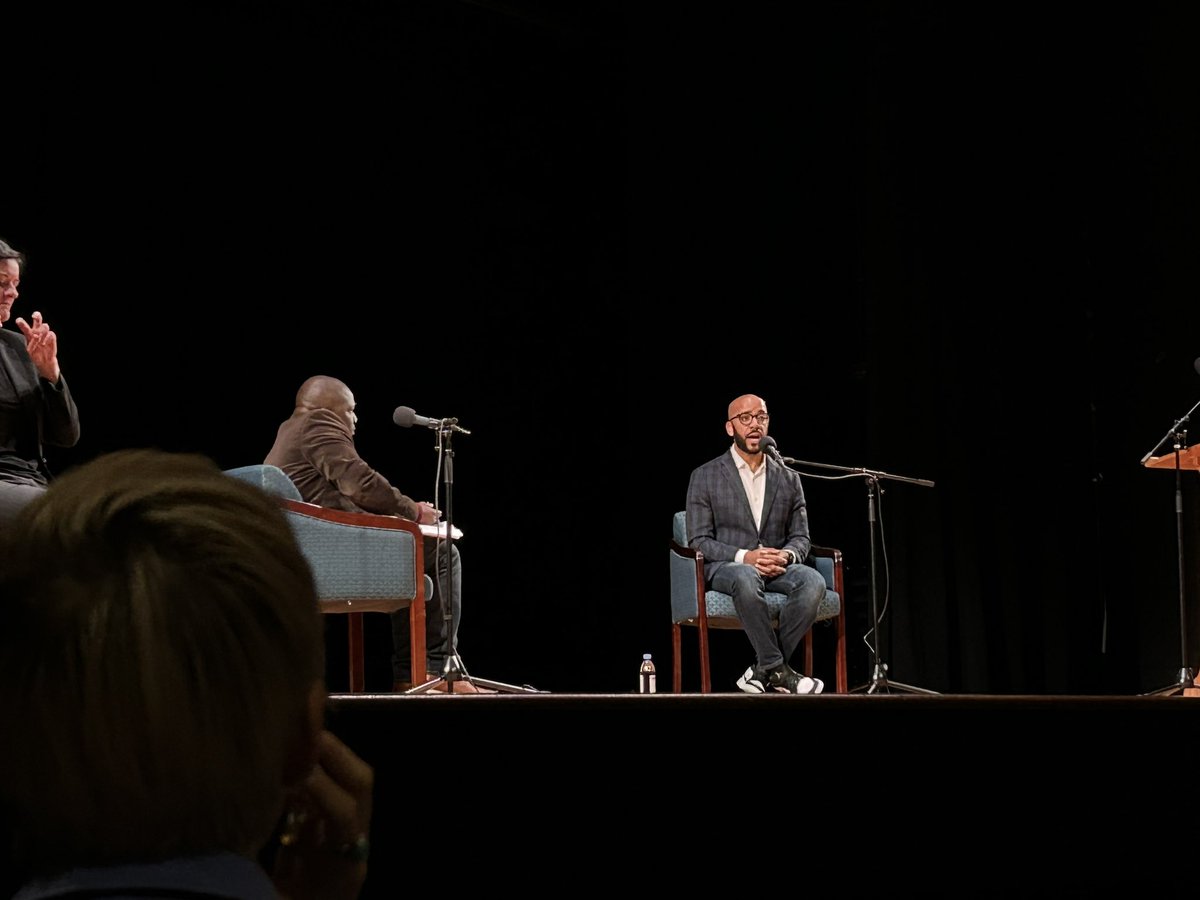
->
[277, 499, 428, 691]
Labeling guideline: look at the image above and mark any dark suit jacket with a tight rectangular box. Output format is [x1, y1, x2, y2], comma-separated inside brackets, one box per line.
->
[264, 407, 422, 520]
[685, 446, 814, 586]
[0, 328, 80, 484]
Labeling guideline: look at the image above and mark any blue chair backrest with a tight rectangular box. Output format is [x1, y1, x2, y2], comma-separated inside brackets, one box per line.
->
[225, 464, 304, 502]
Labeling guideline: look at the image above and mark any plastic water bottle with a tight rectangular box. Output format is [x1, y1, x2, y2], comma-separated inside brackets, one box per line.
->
[639, 653, 657, 694]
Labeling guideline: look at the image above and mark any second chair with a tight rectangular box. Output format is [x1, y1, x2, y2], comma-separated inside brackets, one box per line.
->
[669, 510, 848, 694]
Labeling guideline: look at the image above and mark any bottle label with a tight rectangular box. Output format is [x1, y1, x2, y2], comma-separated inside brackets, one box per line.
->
[640, 672, 656, 694]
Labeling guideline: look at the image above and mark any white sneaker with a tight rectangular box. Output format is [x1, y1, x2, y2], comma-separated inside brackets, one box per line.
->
[798, 674, 824, 695]
[737, 666, 767, 693]
[737, 664, 824, 694]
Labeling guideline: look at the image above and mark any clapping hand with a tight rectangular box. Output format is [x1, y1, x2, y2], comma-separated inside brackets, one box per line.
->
[15, 311, 61, 383]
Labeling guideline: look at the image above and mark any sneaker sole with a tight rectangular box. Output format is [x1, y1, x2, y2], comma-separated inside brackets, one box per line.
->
[767, 675, 825, 694]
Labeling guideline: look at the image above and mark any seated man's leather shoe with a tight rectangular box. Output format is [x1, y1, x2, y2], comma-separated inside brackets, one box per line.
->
[392, 673, 436, 692]
[392, 675, 494, 694]
[434, 678, 497, 694]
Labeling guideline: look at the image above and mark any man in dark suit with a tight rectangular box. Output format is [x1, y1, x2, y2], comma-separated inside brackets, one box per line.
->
[685, 393, 826, 694]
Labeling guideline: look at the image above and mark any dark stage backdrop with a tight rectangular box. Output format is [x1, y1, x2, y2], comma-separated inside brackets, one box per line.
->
[7, 1, 1200, 694]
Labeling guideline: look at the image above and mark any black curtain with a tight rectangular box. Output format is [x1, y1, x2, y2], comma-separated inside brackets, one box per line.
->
[10, 0, 1200, 693]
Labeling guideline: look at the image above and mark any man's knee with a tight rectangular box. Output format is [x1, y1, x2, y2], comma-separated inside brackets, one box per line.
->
[719, 563, 762, 596]
[786, 566, 826, 601]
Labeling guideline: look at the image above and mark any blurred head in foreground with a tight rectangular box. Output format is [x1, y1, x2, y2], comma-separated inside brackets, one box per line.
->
[0, 447, 326, 878]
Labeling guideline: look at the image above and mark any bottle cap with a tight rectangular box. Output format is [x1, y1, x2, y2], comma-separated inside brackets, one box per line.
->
[643, 653, 652, 660]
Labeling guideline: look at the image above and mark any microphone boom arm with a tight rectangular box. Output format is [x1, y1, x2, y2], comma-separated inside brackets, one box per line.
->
[780, 456, 935, 489]
[1139, 398, 1200, 465]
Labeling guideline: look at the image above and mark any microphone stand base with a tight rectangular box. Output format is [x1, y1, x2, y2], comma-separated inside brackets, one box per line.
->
[850, 663, 940, 695]
[1142, 667, 1197, 697]
[403, 654, 547, 694]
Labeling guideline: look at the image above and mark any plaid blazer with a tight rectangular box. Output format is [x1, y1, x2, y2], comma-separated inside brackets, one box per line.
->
[684, 446, 813, 586]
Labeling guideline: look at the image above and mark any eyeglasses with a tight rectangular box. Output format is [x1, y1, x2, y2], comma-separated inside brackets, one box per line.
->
[729, 412, 769, 426]
[0, 279, 17, 293]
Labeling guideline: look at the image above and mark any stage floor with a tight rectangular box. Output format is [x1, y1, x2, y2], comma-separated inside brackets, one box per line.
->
[327, 692, 1199, 896]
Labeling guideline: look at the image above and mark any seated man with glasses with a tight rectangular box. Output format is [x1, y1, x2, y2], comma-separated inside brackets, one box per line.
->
[684, 393, 827, 694]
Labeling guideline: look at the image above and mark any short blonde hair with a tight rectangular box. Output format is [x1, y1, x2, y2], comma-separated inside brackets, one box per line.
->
[0, 448, 324, 876]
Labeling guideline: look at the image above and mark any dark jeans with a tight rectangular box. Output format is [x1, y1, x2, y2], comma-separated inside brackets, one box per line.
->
[390, 539, 461, 680]
[710, 561, 826, 671]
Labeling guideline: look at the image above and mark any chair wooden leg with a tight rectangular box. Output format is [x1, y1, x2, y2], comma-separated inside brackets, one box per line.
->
[347, 612, 365, 693]
[409, 599, 426, 686]
[699, 623, 711, 693]
[803, 630, 814, 679]
[672, 624, 682, 693]
[835, 608, 848, 694]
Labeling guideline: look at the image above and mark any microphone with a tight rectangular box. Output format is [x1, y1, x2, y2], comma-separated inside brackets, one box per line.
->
[392, 406, 472, 435]
[760, 435, 785, 464]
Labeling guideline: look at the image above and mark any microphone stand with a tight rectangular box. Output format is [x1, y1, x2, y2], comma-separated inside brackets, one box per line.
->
[781, 454, 939, 694]
[1139, 401, 1200, 696]
[408, 419, 544, 694]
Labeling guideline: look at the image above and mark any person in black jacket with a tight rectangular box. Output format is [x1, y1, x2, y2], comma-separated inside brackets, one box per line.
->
[0, 236, 80, 525]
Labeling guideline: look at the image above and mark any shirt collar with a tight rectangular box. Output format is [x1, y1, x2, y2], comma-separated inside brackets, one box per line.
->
[729, 444, 763, 474]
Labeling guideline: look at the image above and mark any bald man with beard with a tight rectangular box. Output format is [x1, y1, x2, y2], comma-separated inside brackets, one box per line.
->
[684, 392, 826, 694]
